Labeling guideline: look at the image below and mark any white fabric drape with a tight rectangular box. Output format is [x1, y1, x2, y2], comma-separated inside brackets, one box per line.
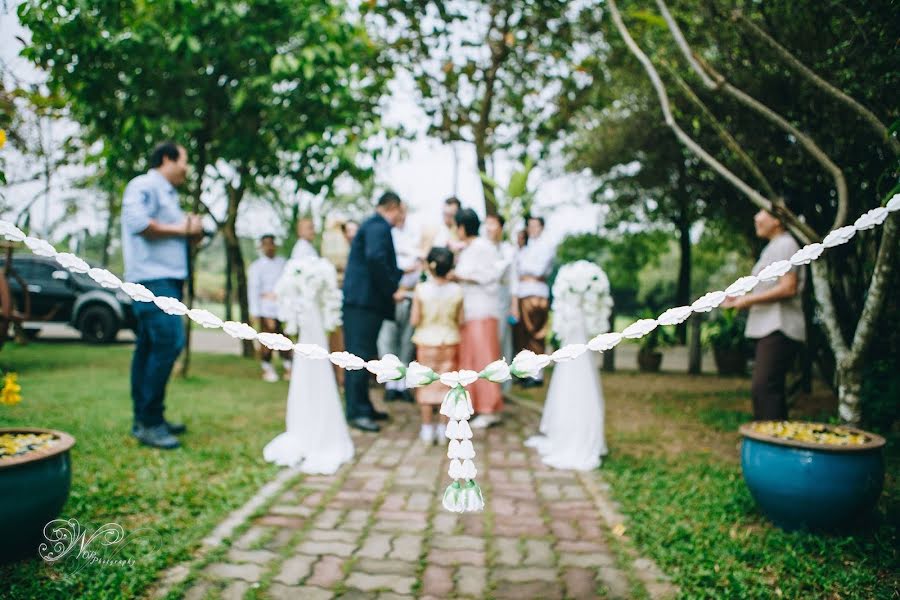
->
[263, 305, 354, 474]
[525, 312, 607, 470]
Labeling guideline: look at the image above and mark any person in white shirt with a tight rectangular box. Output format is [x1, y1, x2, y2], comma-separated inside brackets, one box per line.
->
[248, 235, 292, 382]
[512, 215, 555, 387]
[452, 208, 505, 428]
[378, 204, 421, 402]
[485, 214, 517, 391]
[423, 196, 463, 254]
[290, 218, 319, 260]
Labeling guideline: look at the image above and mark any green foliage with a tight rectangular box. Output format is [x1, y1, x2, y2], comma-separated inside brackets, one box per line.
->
[702, 309, 747, 351]
[0, 343, 286, 599]
[18, 0, 390, 195]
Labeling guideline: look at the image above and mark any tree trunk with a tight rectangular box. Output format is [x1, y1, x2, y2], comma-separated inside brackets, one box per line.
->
[835, 360, 863, 424]
[688, 314, 702, 375]
[676, 215, 691, 344]
[223, 183, 254, 357]
[101, 192, 116, 267]
[602, 307, 616, 372]
[179, 143, 208, 378]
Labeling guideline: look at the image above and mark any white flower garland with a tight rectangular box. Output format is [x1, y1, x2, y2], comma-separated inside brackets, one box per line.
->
[1, 193, 896, 514]
[274, 257, 343, 334]
[551, 260, 613, 343]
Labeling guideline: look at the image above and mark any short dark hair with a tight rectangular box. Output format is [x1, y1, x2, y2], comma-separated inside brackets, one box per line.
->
[150, 142, 182, 168]
[341, 220, 359, 233]
[526, 214, 545, 228]
[426, 247, 455, 277]
[260, 234, 276, 243]
[486, 213, 506, 228]
[377, 191, 402, 208]
[455, 208, 481, 237]
[444, 196, 461, 209]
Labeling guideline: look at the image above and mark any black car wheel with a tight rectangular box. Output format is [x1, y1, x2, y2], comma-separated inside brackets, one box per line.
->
[78, 305, 119, 343]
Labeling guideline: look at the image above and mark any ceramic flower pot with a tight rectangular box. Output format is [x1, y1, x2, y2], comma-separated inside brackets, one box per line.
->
[0, 428, 75, 563]
[739, 422, 885, 531]
[637, 349, 663, 372]
[713, 347, 746, 375]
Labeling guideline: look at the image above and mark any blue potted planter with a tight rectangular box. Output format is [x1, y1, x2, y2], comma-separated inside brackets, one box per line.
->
[0, 428, 75, 563]
[739, 422, 885, 531]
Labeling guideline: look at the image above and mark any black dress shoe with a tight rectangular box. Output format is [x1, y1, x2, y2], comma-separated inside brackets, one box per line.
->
[165, 421, 187, 435]
[132, 420, 187, 436]
[399, 390, 415, 403]
[349, 417, 381, 432]
[384, 390, 402, 402]
[522, 378, 543, 389]
[372, 410, 390, 421]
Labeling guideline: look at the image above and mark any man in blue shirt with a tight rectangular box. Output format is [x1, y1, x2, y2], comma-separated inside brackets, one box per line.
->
[121, 141, 202, 449]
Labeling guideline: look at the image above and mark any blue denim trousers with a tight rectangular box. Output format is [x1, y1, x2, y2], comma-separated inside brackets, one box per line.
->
[130, 279, 185, 426]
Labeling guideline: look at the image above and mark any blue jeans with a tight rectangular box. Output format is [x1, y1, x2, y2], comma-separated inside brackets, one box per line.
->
[130, 279, 185, 426]
[343, 306, 383, 420]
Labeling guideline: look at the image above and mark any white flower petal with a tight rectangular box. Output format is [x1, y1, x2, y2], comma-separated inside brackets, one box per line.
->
[457, 419, 473, 440]
[757, 260, 793, 281]
[329, 351, 366, 370]
[886, 193, 900, 212]
[294, 343, 329, 360]
[622, 319, 658, 339]
[55, 252, 91, 274]
[222, 320, 258, 340]
[790, 243, 824, 266]
[187, 308, 223, 328]
[480, 359, 511, 383]
[461, 459, 478, 480]
[447, 439, 462, 460]
[822, 225, 857, 248]
[448, 459, 464, 480]
[0, 220, 26, 242]
[154, 296, 189, 316]
[445, 420, 460, 440]
[551, 344, 587, 362]
[24, 237, 57, 257]
[88, 267, 122, 289]
[854, 207, 889, 231]
[588, 332, 623, 352]
[691, 291, 727, 313]
[257, 332, 294, 351]
[120, 282, 155, 302]
[405, 361, 437, 387]
[510, 350, 552, 378]
[657, 306, 693, 326]
[458, 440, 476, 460]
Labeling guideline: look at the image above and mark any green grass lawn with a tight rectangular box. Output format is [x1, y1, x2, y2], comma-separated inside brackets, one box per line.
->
[0, 342, 288, 599]
[515, 371, 899, 599]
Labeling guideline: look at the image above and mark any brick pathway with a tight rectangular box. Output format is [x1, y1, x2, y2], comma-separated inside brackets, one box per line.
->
[160, 397, 675, 599]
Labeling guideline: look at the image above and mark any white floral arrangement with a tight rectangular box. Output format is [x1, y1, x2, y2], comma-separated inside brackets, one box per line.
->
[275, 257, 343, 334]
[551, 260, 614, 343]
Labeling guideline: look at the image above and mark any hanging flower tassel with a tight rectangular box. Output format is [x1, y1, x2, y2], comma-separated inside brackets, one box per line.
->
[440, 384, 483, 513]
[442, 479, 485, 513]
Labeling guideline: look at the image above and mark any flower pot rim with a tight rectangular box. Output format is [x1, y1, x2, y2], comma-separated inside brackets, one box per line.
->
[0, 427, 76, 468]
[739, 421, 885, 453]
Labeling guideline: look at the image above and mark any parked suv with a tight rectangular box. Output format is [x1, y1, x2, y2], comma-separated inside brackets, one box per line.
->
[2, 254, 136, 343]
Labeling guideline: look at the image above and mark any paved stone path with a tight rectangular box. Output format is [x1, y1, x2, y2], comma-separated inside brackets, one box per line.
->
[158, 397, 675, 599]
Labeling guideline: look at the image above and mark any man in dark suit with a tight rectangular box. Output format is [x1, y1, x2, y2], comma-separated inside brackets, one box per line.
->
[342, 191, 405, 432]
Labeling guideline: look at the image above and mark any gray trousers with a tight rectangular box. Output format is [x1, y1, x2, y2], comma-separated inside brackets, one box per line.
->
[377, 299, 415, 390]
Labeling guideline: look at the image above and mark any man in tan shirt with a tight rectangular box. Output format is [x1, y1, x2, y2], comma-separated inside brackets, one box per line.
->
[723, 209, 805, 419]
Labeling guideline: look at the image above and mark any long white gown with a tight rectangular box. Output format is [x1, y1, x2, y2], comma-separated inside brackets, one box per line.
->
[524, 313, 608, 470]
[263, 305, 354, 474]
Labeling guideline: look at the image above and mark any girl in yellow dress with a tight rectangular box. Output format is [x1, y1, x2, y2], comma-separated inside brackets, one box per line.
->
[410, 247, 464, 444]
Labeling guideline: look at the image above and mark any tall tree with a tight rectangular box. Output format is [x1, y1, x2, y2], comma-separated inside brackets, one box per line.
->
[606, 0, 899, 423]
[369, 0, 603, 212]
[20, 0, 391, 364]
